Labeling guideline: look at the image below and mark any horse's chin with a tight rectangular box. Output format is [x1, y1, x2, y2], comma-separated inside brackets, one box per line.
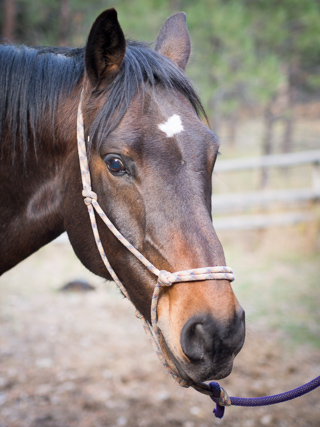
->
[159, 331, 234, 384]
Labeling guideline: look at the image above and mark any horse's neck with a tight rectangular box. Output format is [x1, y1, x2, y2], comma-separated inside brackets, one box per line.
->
[0, 101, 77, 275]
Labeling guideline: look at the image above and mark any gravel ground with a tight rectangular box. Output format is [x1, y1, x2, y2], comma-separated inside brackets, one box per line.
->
[0, 229, 319, 427]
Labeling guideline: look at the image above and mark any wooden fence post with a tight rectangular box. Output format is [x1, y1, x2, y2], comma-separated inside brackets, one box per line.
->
[312, 161, 320, 197]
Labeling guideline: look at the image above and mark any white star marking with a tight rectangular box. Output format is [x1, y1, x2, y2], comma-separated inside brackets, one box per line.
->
[158, 114, 184, 138]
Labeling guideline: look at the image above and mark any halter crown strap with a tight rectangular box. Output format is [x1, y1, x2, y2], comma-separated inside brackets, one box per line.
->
[76, 92, 235, 395]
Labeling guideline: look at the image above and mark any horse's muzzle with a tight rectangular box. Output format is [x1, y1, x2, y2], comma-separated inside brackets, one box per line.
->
[179, 308, 245, 382]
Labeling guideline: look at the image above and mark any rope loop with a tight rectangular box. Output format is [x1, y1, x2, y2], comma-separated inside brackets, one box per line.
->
[82, 189, 98, 206]
[157, 270, 176, 287]
[135, 309, 144, 319]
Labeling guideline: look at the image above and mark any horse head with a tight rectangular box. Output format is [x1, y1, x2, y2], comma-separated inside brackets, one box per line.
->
[63, 9, 245, 384]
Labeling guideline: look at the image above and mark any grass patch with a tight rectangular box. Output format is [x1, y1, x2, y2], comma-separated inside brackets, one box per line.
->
[221, 227, 320, 349]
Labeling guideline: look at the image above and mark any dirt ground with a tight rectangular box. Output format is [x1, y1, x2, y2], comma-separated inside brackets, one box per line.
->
[0, 227, 320, 427]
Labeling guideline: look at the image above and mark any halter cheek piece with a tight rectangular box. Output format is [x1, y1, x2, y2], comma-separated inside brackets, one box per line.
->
[77, 93, 235, 396]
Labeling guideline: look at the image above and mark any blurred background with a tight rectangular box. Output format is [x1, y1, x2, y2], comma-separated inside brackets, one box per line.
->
[0, 1, 319, 426]
[1, 0, 320, 155]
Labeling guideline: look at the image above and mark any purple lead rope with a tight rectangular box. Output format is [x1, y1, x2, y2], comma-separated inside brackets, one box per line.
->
[209, 376, 320, 419]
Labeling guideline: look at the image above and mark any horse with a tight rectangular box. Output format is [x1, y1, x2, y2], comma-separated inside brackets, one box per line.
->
[0, 8, 245, 387]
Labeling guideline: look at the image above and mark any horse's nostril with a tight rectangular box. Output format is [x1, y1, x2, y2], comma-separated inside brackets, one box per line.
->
[178, 311, 245, 382]
[181, 316, 216, 361]
[180, 312, 245, 363]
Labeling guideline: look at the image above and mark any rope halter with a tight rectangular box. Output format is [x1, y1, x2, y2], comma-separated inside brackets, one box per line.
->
[76, 92, 235, 395]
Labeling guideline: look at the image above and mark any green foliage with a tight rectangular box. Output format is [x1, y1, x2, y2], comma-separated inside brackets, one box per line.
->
[224, 232, 320, 350]
[1, 0, 319, 120]
[185, 0, 320, 121]
[186, 1, 285, 116]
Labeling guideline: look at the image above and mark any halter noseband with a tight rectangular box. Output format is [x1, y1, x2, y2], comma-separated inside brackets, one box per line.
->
[76, 93, 235, 396]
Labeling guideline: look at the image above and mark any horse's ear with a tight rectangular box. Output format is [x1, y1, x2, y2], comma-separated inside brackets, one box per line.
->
[155, 13, 191, 70]
[85, 8, 126, 89]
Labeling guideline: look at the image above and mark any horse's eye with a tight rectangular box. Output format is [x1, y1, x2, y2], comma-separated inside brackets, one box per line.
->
[105, 154, 127, 176]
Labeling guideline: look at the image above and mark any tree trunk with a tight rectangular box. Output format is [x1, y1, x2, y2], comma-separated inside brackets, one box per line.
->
[170, 0, 181, 10]
[2, 0, 17, 43]
[260, 100, 275, 189]
[227, 111, 239, 148]
[59, 0, 70, 47]
[282, 72, 295, 153]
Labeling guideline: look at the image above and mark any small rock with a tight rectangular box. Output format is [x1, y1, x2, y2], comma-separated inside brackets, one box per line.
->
[58, 381, 75, 392]
[117, 416, 128, 426]
[156, 390, 171, 401]
[36, 384, 52, 395]
[190, 406, 201, 416]
[261, 414, 272, 425]
[59, 280, 95, 292]
[0, 392, 7, 405]
[35, 358, 53, 368]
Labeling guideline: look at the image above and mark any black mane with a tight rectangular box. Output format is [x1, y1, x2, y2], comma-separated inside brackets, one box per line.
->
[0, 45, 84, 159]
[0, 41, 206, 160]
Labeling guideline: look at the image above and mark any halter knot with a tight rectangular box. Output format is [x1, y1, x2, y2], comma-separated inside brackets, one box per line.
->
[157, 270, 176, 287]
[82, 189, 98, 206]
[135, 309, 143, 319]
